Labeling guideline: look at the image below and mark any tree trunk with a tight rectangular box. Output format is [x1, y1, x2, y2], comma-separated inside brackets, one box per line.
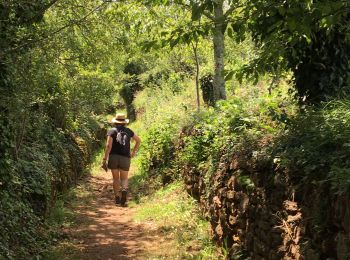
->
[213, 0, 226, 101]
[192, 42, 200, 111]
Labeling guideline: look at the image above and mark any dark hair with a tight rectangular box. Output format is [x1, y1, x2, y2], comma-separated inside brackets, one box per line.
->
[113, 122, 126, 126]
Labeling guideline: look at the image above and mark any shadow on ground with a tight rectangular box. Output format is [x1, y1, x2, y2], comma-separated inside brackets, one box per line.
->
[63, 173, 157, 260]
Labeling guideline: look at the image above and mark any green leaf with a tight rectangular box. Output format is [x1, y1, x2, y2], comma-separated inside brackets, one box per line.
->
[286, 18, 297, 31]
[192, 3, 202, 21]
[231, 21, 241, 33]
[170, 37, 181, 48]
[277, 6, 286, 16]
[227, 26, 233, 38]
[225, 71, 234, 81]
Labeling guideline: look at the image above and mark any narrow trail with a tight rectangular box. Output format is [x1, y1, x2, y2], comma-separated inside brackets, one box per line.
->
[63, 170, 156, 260]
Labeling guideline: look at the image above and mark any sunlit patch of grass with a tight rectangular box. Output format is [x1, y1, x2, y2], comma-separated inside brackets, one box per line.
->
[133, 182, 223, 259]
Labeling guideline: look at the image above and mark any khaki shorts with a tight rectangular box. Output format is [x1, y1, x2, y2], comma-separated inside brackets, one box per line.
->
[108, 154, 131, 171]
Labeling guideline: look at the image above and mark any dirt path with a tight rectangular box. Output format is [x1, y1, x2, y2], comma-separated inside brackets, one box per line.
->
[63, 171, 155, 260]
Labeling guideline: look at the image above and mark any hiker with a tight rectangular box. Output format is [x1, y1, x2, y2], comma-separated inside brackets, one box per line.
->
[102, 113, 141, 206]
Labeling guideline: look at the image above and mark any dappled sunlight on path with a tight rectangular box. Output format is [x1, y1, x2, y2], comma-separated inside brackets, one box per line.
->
[67, 172, 155, 260]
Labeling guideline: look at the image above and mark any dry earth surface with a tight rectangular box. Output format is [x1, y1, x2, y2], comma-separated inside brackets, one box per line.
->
[56, 170, 162, 260]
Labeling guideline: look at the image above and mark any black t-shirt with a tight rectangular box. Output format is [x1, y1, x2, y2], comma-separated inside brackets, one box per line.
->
[107, 126, 134, 158]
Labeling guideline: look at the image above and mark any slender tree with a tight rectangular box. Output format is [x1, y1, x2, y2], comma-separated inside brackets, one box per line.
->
[143, 0, 243, 103]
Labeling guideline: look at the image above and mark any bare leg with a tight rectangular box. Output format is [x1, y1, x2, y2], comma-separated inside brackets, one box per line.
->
[120, 170, 129, 206]
[120, 170, 129, 191]
[111, 169, 121, 198]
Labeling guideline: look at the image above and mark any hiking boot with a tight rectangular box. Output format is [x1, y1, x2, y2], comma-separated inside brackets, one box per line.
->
[115, 196, 120, 205]
[120, 189, 128, 207]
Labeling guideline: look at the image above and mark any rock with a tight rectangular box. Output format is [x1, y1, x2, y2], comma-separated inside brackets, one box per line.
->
[213, 196, 222, 208]
[229, 215, 237, 226]
[215, 223, 223, 238]
[239, 193, 250, 213]
[287, 212, 302, 223]
[227, 190, 235, 200]
[283, 200, 298, 213]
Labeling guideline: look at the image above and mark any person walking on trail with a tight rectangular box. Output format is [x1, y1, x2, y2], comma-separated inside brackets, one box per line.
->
[102, 113, 141, 207]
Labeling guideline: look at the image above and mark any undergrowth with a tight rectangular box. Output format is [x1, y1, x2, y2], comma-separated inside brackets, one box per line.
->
[132, 182, 224, 259]
[274, 100, 350, 194]
[41, 182, 95, 260]
[0, 116, 104, 259]
[134, 80, 350, 259]
[35, 147, 104, 259]
[136, 83, 350, 196]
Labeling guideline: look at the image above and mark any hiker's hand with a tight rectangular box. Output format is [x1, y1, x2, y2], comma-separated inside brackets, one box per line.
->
[131, 150, 136, 158]
[101, 159, 108, 172]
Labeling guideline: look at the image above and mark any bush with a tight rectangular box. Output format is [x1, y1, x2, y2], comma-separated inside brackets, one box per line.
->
[138, 119, 180, 185]
[274, 100, 350, 194]
[138, 89, 350, 196]
[136, 90, 292, 195]
[0, 113, 104, 258]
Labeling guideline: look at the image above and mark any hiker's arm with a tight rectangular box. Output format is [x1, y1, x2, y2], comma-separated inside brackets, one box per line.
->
[131, 134, 141, 158]
[103, 136, 113, 161]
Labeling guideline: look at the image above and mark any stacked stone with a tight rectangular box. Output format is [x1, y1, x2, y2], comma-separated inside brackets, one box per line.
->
[181, 137, 350, 259]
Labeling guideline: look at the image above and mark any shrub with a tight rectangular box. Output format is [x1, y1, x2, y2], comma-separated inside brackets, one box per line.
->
[0, 113, 104, 258]
[274, 100, 350, 194]
[138, 120, 179, 185]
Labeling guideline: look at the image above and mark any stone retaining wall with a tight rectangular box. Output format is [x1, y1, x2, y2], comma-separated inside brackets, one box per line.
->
[183, 153, 350, 259]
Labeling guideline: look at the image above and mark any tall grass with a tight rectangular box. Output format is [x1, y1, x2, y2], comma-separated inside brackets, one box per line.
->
[133, 182, 224, 259]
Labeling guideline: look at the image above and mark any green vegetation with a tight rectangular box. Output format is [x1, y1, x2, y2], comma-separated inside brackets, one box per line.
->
[135, 83, 295, 193]
[135, 84, 350, 258]
[274, 100, 350, 195]
[1, 0, 350, 258]
[136, 85, 350, 198]
[243, 0, 350, 104]
[42, 173, 99, 260]
[132, 181, 223, 259]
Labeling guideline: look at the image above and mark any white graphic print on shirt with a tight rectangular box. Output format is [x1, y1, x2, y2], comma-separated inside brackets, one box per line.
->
[115, 130, 128, 146]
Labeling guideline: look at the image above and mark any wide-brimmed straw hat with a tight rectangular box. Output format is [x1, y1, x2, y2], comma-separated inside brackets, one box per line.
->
[111, 113, 129, 124]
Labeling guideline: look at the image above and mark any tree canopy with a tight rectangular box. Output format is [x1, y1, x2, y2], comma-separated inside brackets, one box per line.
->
[1, 0, 350, 258]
